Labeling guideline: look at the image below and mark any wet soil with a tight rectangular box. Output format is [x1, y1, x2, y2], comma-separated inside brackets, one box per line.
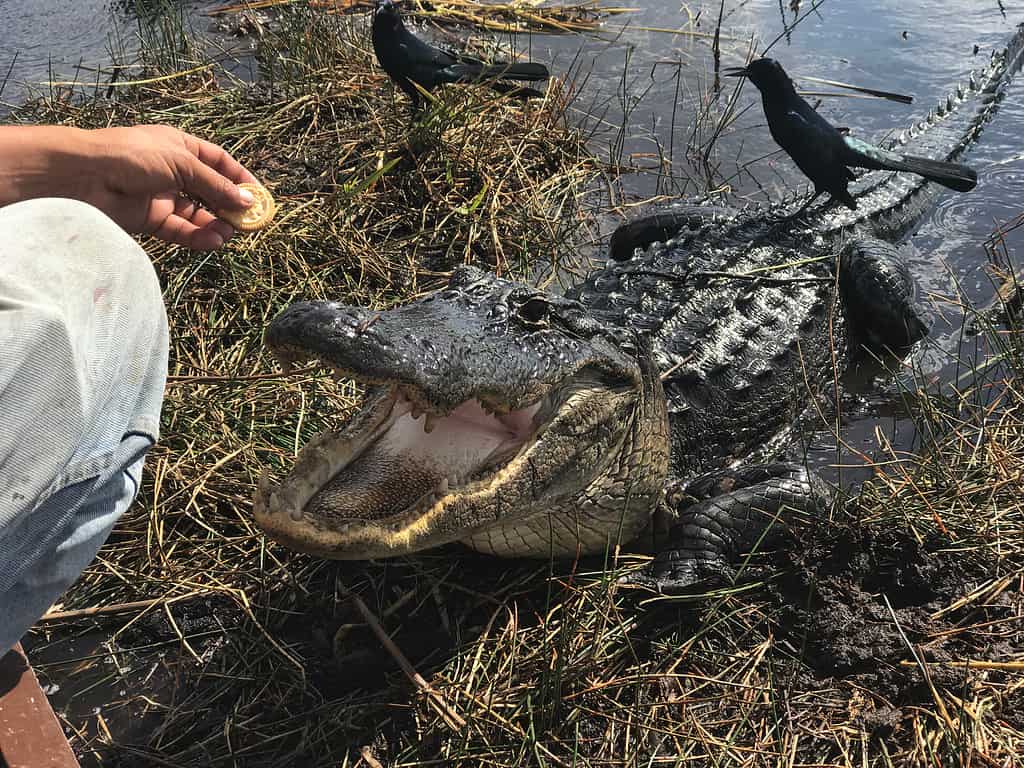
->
[27, 520, 1021, 767]
[769, 521, 1021, 729]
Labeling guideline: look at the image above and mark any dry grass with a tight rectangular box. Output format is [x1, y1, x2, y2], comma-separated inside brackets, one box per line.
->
[11, 4, 1024, 768]
[209, 0, 636, 35]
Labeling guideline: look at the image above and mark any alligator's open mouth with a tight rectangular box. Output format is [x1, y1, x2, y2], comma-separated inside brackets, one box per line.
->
[252, 266, 659, 559]
[253, 367, 621, 559]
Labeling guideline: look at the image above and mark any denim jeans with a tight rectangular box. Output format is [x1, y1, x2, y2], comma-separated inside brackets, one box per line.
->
[0, 198, 168, 653]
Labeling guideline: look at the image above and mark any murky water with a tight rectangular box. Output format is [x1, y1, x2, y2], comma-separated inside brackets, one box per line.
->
[1, 1, 1020, 481]
[0, 1, 218, 102]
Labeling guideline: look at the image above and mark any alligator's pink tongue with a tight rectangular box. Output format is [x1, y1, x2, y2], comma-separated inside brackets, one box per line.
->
[306, 401, 539, 522]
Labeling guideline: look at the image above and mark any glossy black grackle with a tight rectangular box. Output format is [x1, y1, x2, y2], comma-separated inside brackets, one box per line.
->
[372, 0, 550, 112]
[726, 58, 977, 216]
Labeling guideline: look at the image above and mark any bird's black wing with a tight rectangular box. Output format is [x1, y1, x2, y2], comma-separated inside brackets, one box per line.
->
[769, 103, 851, 198]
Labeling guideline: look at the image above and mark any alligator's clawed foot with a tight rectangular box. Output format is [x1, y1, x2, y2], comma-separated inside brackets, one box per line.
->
[619, 554, 734, 595]
[620, 463, 832, 595]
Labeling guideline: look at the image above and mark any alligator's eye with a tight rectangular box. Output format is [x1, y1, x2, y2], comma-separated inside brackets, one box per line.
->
[517, 297, 550, 325]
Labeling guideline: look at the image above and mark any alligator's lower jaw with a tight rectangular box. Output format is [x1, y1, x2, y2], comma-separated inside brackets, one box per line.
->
[252, 384, 550, 559]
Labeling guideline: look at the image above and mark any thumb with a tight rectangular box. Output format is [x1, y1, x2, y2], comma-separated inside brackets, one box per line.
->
[178, 153, 255, 212]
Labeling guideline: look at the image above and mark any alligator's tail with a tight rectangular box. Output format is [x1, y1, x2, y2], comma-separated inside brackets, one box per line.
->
[817, 22, 1024, 233]
[842, 135, 978, 192]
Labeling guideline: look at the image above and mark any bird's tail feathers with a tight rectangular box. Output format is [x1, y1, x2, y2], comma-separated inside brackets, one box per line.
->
[471, 62, 550, 82]
[881, 154, 978, 192]
[842, 135, 978, 192]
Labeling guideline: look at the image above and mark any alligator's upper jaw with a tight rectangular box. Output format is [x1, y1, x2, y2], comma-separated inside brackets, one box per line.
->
[253, 268, 645, 559]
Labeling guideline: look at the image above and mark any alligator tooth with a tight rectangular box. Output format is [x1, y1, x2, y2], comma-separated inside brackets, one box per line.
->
[289, 505, 304, 521]
[413, 487, 439, 509]
[411, 406, 423, 420]
[424, 414, 438, 434]
[437, 477, 449, 495]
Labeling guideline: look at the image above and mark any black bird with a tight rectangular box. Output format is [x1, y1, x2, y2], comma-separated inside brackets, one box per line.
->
[726, 58, 977, 216]
[371, 0, 550, 112]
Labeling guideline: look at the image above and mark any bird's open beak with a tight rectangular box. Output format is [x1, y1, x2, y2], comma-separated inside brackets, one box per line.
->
[723, 66, 749, 78]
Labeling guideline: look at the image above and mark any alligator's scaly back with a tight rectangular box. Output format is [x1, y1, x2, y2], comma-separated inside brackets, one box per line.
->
[809, 22, 1024, 237]
[572, 23, 1024, 480]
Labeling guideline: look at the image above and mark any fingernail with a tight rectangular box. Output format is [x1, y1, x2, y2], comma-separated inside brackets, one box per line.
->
[239, 187, 255, 205]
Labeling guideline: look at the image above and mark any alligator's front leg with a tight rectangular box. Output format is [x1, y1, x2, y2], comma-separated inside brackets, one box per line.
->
[839, 236, 930, 352]
[626, 463, 832, 594]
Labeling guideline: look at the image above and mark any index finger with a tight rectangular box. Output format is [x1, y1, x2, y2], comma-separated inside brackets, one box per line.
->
[188, 135, 258, 186]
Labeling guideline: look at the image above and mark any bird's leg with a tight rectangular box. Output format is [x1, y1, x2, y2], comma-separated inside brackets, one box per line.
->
[407, 94, 421, 122]
[782, 189, 823, 221]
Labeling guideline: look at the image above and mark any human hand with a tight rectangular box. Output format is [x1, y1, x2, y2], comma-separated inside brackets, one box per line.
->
[81, 124, 260, 250]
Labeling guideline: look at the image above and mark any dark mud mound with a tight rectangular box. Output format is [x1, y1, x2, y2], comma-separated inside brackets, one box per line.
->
[772, 523, 1020, 704]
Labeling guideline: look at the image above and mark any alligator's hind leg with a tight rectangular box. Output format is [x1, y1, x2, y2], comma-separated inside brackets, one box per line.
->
[625, 463, 831, 594]
[839, 236, 930, 352]
[609, 204, 737, 261]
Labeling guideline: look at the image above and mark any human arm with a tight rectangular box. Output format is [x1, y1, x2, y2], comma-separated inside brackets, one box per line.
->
[0, 124, 259, 250]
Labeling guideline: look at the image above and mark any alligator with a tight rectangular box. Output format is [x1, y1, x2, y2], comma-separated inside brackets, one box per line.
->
[253, 25, 1024, 592]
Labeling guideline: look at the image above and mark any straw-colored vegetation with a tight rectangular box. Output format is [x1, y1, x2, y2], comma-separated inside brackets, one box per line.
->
[209, 0, 636, 34]
[11, 3, 1023, 767]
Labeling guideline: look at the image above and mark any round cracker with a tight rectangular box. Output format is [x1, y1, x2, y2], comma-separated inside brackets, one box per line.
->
[220, 182, 276, 232]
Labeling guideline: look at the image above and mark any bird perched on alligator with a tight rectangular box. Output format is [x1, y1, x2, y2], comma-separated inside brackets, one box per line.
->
[726, 58, 978, 218]
[254, 26, 1024, 593]
[371, 0, 550, 112]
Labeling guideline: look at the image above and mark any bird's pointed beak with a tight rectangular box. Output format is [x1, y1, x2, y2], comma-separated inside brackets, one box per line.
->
[723, 66, 749, 78]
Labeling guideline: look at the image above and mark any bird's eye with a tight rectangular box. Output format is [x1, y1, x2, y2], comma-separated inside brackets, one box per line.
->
[517, 297, 550, 325]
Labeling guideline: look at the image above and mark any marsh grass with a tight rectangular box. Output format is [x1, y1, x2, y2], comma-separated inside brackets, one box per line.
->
[209, 0, 637, 35]
[11, 4, 1024, 768]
